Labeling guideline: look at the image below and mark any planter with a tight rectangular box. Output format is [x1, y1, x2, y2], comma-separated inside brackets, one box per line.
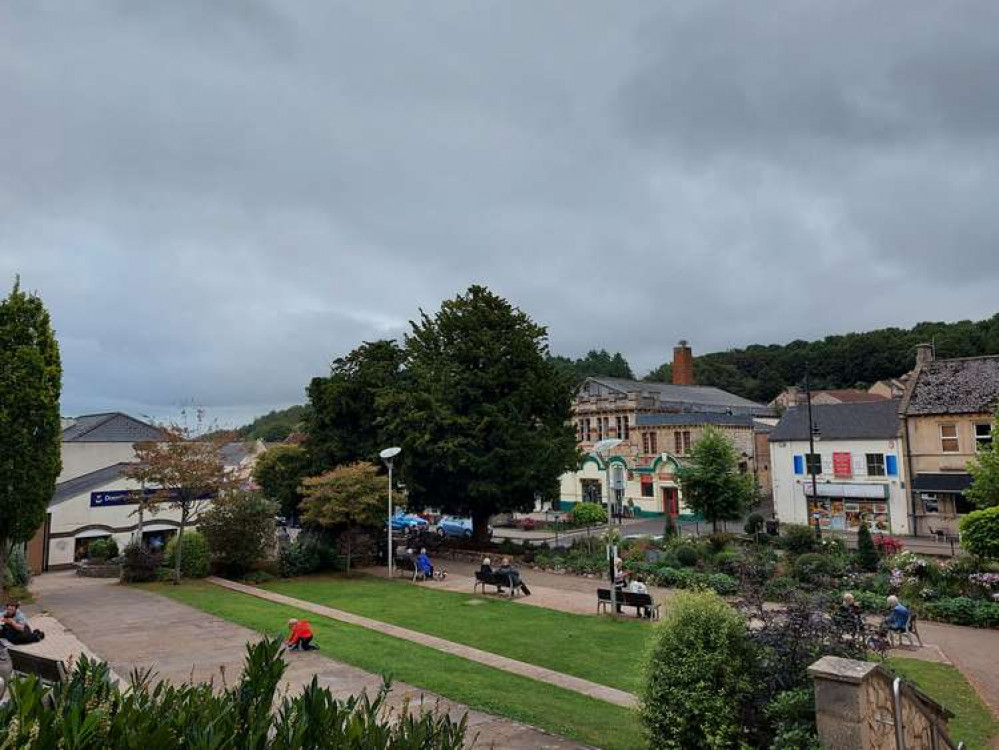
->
[76, 562, 122, 579]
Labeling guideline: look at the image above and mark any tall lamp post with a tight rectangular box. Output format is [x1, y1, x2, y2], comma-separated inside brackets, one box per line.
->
[380, 446, 402, 578]
[594, 438, 623, 615]
[804, 373, 822, 540]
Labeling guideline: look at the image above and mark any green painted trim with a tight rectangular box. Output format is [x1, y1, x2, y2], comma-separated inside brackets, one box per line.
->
[608, 456, 629, 469]
[580, 455, 603, 471]
[650, 453, 682, 473]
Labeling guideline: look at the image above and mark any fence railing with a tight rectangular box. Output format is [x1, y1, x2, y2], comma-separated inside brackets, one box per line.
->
[891, 676, 964, 750]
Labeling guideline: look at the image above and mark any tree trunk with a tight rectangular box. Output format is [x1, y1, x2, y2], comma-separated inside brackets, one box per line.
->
[712, 518, 719, 534]
[471, 509, 491, 544]
[345, 531, 352, 577]
[174, 507, 187, 585]
[0, 539, 8, 598]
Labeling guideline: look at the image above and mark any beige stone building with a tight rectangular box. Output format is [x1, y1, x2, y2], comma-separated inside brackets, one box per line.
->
[900, 354, 999, 536]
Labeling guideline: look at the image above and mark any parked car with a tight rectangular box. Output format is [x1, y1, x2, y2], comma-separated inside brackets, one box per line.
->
[437, 516, 492, 540]
[390, 512, 429, 532]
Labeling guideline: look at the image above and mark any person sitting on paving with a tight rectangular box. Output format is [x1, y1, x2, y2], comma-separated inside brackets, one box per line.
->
[416, 548, 446, 581]
[285, 618, 318, 651]
[1, 600, 44, 645]
[498, 557, 531, 596]
[884, 595, 910, 633]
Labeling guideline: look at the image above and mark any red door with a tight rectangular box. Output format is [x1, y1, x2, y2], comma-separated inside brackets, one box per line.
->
[662, 488, 678, 516]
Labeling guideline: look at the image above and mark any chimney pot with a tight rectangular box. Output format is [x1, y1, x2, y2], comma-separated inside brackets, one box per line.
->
[915, 343, 934, 367]
[673, 341, 694, 386]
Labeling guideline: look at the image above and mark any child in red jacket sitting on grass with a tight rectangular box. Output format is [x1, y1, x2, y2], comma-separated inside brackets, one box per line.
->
[285, 618, 318, 651]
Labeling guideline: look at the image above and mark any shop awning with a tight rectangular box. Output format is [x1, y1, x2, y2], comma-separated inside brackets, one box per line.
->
[911, 473, 972, 493]
[798, 481, 888, 499]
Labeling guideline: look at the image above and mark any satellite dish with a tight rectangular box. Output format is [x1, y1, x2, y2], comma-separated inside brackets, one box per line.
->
[379, 446, 402, 460]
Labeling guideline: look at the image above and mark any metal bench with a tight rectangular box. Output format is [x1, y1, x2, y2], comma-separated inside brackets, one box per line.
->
[394, 555, 426, 582]
[474, 570, 518, 597]
[597, 588, 661, 620]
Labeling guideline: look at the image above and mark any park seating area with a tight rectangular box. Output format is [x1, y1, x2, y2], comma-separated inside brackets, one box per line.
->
[473, 570, 520, 597]
[595, 588, 660, 620]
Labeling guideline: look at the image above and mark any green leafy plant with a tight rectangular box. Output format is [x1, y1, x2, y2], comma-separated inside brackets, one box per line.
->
[780, 524, 816, 556]
[570, 501, 607, 528]
[706, 532, 735, 553]
[279, 530, 336, 577]
[745, 513, 766, 535]
[922, 597, 999, 628]
[960, 506, 999, 560]
[0, 638, 468, 749]
[675, 544, 699, 567]
[641, 591, 755, 749]
[120, 540, 162, 583]
[164, 531, 210, 578]
[199, 490, 277, 578]
[675, 427, 757, 533]
[86, 537, 119, 562]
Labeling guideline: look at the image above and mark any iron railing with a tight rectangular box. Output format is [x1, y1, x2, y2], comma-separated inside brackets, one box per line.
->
[891, 676, 965, 750]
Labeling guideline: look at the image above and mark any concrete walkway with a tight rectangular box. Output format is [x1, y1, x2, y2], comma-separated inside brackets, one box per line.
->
[210, 577, 637, 709]
[30, 573, 588, 750]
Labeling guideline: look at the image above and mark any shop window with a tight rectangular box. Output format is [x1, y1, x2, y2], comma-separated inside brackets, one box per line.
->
[940, 424, 959, 453]
[921, 494, 940, 514]
[581, 479, 602, 503]
[805, 453, 822, 475]
[866, 453, 886, 476]
[74, 535, 110, 562]
[975, 422, 992, 449]
[143, 529, 176, 553]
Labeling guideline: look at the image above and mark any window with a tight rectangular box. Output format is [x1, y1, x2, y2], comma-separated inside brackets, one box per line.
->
[649, 431, 658, 454]
[940, 424, 959, 453]
[597, 417, 605, 441]
[866, 453, 886, 476]
[683, 431, 691, 453]
[641, 479, 654, 498]
[622, 415, 630, 440]
[674, 431, 683, 454]
[642, 432, 658, 455]
[975, 422, 992, 449]
[805, 453, 822, 475]
[581, 479, 601, 503]
[921, 494, 939, 514]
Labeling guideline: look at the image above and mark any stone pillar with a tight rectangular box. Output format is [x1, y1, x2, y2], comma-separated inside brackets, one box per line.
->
[808, 656, 882, 750]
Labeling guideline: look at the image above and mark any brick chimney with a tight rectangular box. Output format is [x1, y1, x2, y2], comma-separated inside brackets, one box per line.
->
[915, 342, 934, 367]
[672, 340, 694, 385]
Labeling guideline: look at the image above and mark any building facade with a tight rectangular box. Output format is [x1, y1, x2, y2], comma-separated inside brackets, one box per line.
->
[900, 354, 999, 536]
[770, 400, 909, 535]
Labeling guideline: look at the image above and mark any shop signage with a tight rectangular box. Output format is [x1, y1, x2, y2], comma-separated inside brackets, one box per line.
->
[833, 452, 852, 477]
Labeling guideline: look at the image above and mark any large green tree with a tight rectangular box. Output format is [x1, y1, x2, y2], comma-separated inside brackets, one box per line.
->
[0, 280, 62, 590]
[305, 340, 405, 472]
[549, 349, 634, 385]
[676, 426, 757, 533]
[253, 444, 311, 519]
[967, 406, 999, 508]
[379, 285, 579, 541]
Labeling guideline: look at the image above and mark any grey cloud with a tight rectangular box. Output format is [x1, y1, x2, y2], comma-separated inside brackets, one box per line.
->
[1, 1, 997, 420]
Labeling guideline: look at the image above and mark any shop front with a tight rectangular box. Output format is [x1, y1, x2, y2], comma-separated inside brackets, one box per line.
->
[801, 482, 892, 533]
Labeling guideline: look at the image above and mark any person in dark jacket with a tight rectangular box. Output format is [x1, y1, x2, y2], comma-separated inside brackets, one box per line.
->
[498, 557, 531, 596]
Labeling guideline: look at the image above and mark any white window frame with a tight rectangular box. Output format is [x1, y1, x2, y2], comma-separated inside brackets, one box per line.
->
[974, 422, 992, 449]
[939, 423, 959, 453]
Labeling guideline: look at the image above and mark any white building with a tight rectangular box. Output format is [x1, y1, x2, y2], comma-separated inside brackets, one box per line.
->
[769, 400, 910, 535]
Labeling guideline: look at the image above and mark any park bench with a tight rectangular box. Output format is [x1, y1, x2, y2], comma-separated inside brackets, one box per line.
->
[9, 647, 68, 686]
[394, 555, 427, 582]
[597, 588, 661, 620]
[474, 571, 518, 597]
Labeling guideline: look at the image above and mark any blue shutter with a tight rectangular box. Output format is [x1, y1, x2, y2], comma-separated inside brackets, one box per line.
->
[793, 455, 804, 475]
[886, 455, 898, 477]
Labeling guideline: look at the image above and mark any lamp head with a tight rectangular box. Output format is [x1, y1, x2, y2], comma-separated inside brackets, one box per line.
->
[379, 446, 402, 461]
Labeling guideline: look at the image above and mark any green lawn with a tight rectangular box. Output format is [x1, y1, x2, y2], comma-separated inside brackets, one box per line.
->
[151, 581, 644, 750]
[262, 574, 652, 692]
[888, 658, 999, 750]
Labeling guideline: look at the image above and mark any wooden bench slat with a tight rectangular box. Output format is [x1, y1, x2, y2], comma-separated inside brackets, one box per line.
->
[8, 648, 68, 684]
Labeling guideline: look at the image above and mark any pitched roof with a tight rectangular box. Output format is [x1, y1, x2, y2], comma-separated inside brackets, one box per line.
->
[583, 377, 772, 415]
[62, 413, 169, 443]
[769, 400, 901, 442]
[902, 356, 999, 415]
[636, 412, 755, 428]
[51, 463, 135, 505]
[816, 389, 888, 403]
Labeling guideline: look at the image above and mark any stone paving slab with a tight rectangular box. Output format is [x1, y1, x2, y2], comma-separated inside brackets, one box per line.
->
[30, 573, 589, 750]
[211, 577, 638, 709]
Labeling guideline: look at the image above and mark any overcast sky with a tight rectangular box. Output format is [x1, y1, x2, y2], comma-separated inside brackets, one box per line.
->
[3, 2, 998, 426]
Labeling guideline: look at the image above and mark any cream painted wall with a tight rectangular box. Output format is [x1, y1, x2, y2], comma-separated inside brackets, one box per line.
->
[770, 437, 909, 534]
[905, 413, 992, 473]
[557, 457, 685, 517]
[58, 442, 139, 482]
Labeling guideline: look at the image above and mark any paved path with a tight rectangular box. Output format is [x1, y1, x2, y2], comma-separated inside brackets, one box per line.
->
[211, 577, 637, 709]
[30, 573, 588, 750]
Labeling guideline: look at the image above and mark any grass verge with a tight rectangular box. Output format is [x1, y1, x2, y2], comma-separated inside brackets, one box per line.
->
[888, 657, 999, 750]
[149, 581, 643, 750]
[262, 574, 651, 692]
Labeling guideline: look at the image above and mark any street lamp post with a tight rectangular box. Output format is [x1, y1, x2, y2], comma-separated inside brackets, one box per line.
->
[593, 438, 623, 616]
[380, 446, 402, 578]
[804, 373, 822, 540]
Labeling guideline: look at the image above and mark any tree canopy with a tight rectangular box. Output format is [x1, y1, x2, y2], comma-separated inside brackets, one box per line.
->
[967, 407, 999, 508]
[676, 427, 756, 532]
[644, 313, 999, 402]
[549, 349, 634, 385]
[253, 444, 311, 519]
[379, 285, 579, 540]
[0, 279, 62, 590]
[305, 339, 405, 472]
[238, 405, 308, 442]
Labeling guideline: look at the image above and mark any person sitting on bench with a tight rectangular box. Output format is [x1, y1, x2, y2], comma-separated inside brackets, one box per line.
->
[1, 600, 44, 645]
[884, 595, 910, 634]
[498, 557, 531, 596]
[628, 576, 651, 618]
[285, 618, 318, 651]
[416, 548, 446, 581]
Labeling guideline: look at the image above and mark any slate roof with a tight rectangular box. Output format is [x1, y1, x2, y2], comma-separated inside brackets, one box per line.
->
[583, 377, 772, 416]
[769, 400, 901, 442]
[62, 413, 169, 443]
[51, 463, 135, 505]
[636, 412, 755, 428]
[221, 441, 258, 467]
[902, 356, 999, 415]
[816, 389, 887, 404]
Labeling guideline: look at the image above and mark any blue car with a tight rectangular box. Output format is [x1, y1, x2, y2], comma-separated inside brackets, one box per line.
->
[437, 516, 492, 540]
[390, 512, 429, 532]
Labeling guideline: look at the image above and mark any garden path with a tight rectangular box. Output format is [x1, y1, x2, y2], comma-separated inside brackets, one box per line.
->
[29, 572, 589, 750]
